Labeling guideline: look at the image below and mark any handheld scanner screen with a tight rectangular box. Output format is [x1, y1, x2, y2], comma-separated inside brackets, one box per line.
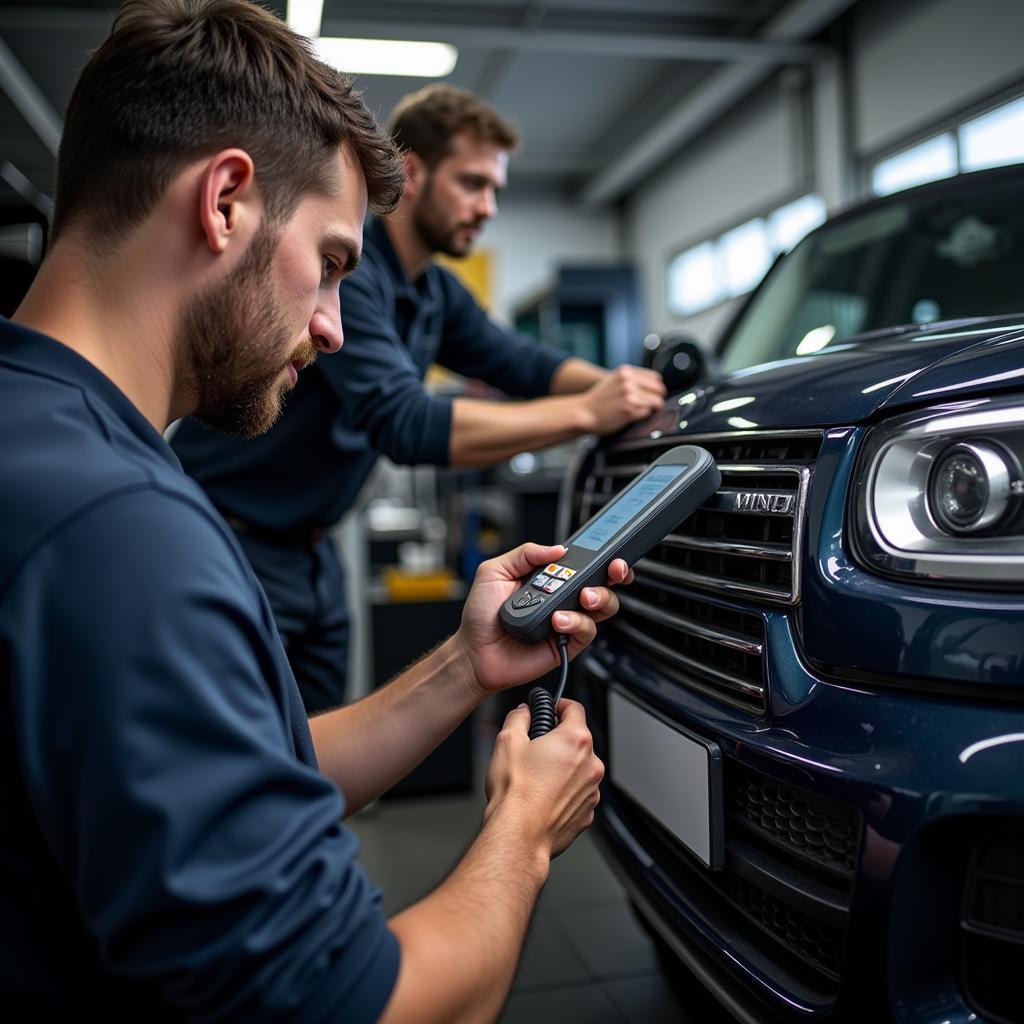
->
[572, 464, 687, 551]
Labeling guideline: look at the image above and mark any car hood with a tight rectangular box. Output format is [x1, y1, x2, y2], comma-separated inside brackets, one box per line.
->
[626, 314, 1024, 440]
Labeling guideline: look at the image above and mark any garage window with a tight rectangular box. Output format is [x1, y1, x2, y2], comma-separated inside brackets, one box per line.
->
[960, 94, 1024, 172]
[666, 194, 825, 318]
[871, 134, 957, 196]
[871, 92, 1024, 196]
[666, 241, 719, 316]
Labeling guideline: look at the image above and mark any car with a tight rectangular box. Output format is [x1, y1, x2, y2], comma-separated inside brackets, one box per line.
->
[568, 165, 1024, 1023]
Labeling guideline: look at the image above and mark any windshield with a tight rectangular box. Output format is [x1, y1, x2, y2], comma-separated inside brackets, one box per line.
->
[720, 173, 1024, 374]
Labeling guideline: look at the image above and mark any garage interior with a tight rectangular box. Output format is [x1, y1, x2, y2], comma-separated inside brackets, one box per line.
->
[1, 1, 1022, 1021]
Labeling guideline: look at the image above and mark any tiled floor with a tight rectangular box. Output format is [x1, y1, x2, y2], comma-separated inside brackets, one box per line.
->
[348, 730, 734, 1023]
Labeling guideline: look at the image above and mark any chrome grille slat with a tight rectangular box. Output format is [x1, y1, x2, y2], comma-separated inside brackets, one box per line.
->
[635, 557, 794, 603]
[616, 591, 763, 655]
[613, 620, 766, 702]
[662, 534, 792, 562]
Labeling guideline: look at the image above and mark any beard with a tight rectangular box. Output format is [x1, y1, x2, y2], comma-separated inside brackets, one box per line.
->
[181, 222, 316, 438]
[412, 174, 483, 258]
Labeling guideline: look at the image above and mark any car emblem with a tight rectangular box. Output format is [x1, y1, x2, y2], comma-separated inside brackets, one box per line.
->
[733, 491, 794, 514]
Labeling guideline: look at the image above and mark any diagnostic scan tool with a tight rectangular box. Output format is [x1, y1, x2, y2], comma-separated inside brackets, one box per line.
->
[500, 444, 721, 646]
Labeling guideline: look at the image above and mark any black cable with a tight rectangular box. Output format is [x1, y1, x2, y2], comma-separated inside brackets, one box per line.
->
[527, 634, 570, 740]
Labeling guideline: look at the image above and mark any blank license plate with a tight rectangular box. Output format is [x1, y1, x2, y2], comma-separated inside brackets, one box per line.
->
[608, 688, 723, 869]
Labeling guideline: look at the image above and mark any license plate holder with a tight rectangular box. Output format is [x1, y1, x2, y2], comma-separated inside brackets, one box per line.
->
[608, 687, 724, 870]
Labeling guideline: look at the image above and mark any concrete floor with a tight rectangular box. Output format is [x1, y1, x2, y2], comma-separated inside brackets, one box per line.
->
[348, 726, 733, 1023]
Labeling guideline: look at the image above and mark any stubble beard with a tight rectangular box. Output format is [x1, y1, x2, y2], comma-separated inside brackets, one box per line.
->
[182, 222, 316, 438]
[412, 174, 480, 259]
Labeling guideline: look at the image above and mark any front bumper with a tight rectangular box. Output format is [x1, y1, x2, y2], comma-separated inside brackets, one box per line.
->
[577, 632, 1024, 1024]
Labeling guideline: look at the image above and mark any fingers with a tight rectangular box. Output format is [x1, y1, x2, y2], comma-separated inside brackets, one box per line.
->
[480, 541, 566, 582]
[615, 365, 667, 406]
[551, 609, 597, 648]
[628, 365, 667, 399]
[554, 698, 588, 727]
[500, 703, 532, 735]
[577, 585, 620, 623]
[606, 558, 633, 585]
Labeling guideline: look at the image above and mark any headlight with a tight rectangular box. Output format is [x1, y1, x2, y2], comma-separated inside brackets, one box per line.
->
[852, 399, 1024, 585]
[928, 442, 1013, 534]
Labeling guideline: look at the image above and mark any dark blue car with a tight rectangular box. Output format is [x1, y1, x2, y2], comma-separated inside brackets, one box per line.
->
[570, 166, 1024, 1023]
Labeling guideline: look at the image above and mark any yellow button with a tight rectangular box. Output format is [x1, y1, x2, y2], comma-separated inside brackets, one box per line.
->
[557, 567, 576, 579]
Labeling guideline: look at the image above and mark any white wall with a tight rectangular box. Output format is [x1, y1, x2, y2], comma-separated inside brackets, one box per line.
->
[621, 0, 1024, 348]
[853, 0, 1024, 158]
[624, 83, 794, 343]
[480, 194, 622, 322]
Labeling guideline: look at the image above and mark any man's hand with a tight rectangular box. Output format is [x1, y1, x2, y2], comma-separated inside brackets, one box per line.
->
[452, 542, 631, 696]
[485, 699, 604, 859]
[578, 365, 666, 436]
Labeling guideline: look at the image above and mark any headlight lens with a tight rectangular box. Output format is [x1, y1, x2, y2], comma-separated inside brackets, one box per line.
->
[928, 442, 1011, 534]
[852, 399, 1024, 585]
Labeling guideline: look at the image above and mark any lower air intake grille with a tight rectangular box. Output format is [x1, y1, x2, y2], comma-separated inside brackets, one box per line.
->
[726, 872, 844, 980]
[730, 763, 860, 877]
[962, 826, 1024, 1024]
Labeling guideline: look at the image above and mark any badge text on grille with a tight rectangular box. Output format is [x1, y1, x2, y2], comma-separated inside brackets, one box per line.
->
[733, 491, 794, 514]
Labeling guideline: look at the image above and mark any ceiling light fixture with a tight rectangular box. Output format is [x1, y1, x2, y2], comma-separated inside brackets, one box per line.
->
[286, 0, 324, 38]
[314, 37, 458, 77]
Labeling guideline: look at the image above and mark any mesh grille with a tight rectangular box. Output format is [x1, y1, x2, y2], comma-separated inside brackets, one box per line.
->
[726, 872, 844, 980]
[730, 763, 860, 877]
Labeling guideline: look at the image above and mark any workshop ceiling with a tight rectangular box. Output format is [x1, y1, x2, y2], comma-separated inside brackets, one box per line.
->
[0, 0, 849, 212]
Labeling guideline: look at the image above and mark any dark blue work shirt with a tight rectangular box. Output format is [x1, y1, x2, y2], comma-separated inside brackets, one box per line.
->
[171, 217, 568, 530]
[0, 319, 398, 1019]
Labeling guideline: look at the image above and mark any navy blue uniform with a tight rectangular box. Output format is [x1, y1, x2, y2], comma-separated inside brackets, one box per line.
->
[172, 218, 567, 711]
[0, 319, 398, 1020]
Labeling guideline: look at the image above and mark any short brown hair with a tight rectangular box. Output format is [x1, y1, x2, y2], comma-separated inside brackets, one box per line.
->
[388, 84, 519, 168]
[51, 0, 404, 245]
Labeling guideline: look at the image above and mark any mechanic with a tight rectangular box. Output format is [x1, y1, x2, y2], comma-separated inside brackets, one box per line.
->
[0, 1, 624, 1019]
[171, 82, 666, 714]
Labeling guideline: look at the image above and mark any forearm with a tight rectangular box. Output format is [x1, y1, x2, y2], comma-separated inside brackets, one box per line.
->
[548, 356, 608, 395]
[380, 807, 548, 1024]
[449, 394, 595, 467]
[308, 637, 483, 813]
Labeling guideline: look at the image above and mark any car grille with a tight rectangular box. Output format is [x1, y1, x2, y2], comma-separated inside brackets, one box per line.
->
[614, 581, 766, 712]
[730, 763, 860, 876]
[962, 826, 1024, 1024]
[725, 872, 844, 979]
[574, 431, 821, 713]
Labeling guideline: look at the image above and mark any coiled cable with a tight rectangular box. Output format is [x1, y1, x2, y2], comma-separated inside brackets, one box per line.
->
[527, 634, 570, 739]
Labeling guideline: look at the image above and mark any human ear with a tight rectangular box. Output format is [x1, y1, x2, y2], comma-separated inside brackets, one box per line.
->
[197, 149, 257, 254]
[401, 152, 426, 200]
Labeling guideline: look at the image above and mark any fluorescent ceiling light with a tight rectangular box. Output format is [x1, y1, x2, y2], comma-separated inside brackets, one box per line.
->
[286, 0, 324, 38]
[315, 37, 458, 77]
